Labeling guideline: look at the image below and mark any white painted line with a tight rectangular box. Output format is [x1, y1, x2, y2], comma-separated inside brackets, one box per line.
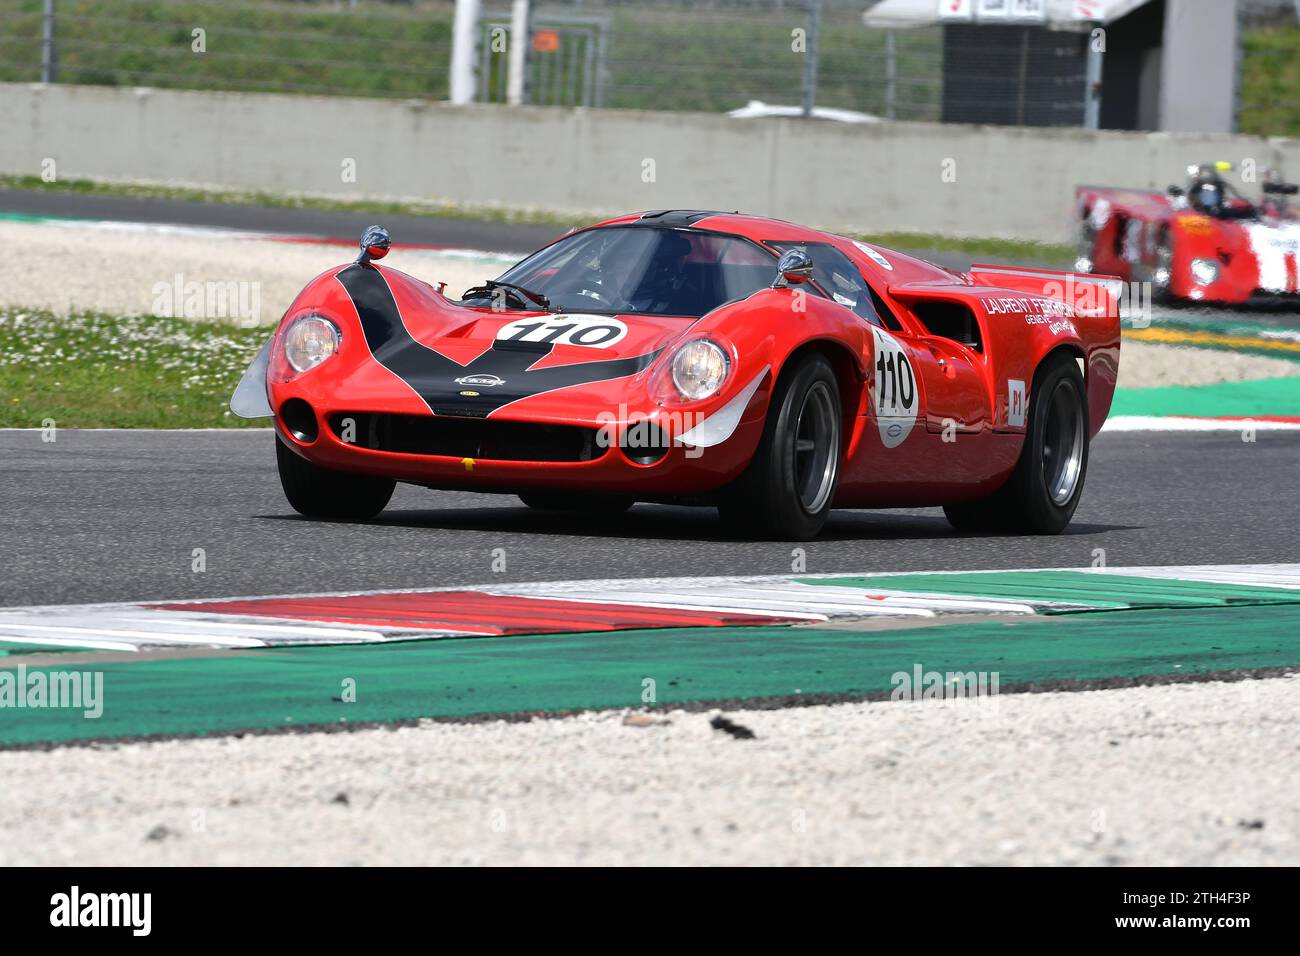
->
[1084, 564, 1300, 589]
[1103, 416, 1300, 432]
[0, 623, 266, 648]
[512, 588, 935, 618]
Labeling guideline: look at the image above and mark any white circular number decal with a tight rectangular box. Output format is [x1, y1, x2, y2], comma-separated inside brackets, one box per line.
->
[871, 326, 917, 449]
[495, 314, 628, 349]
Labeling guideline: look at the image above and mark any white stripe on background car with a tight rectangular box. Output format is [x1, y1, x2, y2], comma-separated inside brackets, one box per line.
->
[1246, 222, 1300, 292]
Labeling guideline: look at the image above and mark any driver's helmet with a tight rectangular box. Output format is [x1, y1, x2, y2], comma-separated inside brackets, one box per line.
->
[1190, 178, 1225, 216]
[647, 230, 693, 283]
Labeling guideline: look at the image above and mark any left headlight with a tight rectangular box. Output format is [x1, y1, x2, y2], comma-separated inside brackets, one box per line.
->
[671, 339, 730, 401]
[1190, 258, 1220, 286]
[283, 314, 340, 373]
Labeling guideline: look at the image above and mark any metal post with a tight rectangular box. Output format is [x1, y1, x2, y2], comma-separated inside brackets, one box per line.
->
[802, 0, 822, 118]
[594, 21, 609, 108]
[41, 0, 57, 84]
[885, 30, 896, 121]
[1083, 23, 1103, 129]
[582, 29, 595, 108]
[1016, 27, 1029, 126]
[449, 0, 481, 104]
[507, 0, 532, 106]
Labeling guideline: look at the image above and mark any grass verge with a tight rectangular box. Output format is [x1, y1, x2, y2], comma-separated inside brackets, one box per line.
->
[0, 308, 267, 428]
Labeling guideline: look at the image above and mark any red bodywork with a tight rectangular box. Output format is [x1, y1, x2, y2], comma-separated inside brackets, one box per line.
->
[264, 212, 1121, 509]
[1075, 186, 1300, 303]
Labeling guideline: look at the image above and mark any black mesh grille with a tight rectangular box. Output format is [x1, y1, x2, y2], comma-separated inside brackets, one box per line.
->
[329, 413, 604, 463]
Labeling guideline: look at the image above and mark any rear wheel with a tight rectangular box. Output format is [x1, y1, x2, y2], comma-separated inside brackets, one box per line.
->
[275, 435, 394, 520]
[718, 354, 842, 540]
[518, 491, 633, 513]
[1074, 207, 1097, 273]
[1151, 226, 1175, 302]
[943, 354, 1088, 535]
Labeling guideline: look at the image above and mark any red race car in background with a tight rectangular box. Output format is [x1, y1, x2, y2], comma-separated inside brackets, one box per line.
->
[1075, 162, 1300, 304]
[233, 211, 1120, 540]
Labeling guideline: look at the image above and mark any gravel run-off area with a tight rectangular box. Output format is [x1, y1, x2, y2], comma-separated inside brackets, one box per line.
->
[2, 675, 1295, 866]
[2, 219, 1294, 391]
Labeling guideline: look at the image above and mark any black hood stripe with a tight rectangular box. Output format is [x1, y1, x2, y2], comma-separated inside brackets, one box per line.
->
[336, 265, 660, 417]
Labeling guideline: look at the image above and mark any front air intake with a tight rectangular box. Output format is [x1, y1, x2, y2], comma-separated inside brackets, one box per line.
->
[329, 413, 603, 463]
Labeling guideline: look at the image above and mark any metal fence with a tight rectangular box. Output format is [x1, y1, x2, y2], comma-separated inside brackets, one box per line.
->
[0, 0, 1296, 133]
[0, 0, 952, 121]
[538, 0, 946, 120]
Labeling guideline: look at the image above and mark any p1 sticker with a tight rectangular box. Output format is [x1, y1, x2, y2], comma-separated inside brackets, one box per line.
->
[496, 314, 628, 349]
[871, 326, 917, 448]
[1007, 379, 1026, 427]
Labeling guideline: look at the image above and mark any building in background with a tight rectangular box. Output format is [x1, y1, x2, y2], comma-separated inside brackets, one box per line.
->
[863, 0, 1245, 133]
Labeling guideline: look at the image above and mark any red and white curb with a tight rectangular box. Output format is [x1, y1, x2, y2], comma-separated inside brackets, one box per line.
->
[2, 564, 1297, 652]
[0, 579, 1032, 652]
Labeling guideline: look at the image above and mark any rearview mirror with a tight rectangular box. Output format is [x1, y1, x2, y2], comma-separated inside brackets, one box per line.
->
[356, 224, 391, 266]
[1263, 182, 1299, 196]
[772, 248, 814, 288]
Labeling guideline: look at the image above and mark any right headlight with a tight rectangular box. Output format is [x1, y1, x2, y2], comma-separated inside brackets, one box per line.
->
[671, 339, 730, 401]
[1190, 258, 1220, 286]
[282, 314, 340, 373]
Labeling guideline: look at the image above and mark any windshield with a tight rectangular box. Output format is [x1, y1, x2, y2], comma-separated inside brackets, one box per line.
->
[768, 241, 884, 325]
[467, 226, 777, 317]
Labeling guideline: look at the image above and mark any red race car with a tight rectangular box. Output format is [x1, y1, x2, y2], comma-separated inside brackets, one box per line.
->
[232, 211, 1120, 539]
[1075, 162, 1300, 304]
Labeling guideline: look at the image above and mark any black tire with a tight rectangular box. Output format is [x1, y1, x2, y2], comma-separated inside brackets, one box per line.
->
[1151, 226, 1176, 305]
[718, 354, 842, 541]
[275, 434, 395, 520]
[1075, 207, 1097, 273]
[518, 491, 633, 513]
[943, 353, 1089, 535]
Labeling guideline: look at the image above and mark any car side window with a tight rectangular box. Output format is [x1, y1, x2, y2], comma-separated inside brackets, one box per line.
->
[767, 241, 883, 326]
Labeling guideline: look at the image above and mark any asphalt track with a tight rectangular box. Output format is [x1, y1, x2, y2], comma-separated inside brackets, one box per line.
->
[0, 188, 566, 253]
[0, 187, 1015, 273]
[2, 428, 1297, 607]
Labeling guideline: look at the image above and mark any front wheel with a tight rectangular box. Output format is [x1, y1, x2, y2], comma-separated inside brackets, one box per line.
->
[943, 354, 1089, 534]
[1151, 226, 1175, 303]
[275, 435, 395, 520]
[718, 354, 842, 540]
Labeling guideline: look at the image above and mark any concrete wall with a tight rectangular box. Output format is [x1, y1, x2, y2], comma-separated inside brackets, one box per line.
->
[2, 82, 1296, 245]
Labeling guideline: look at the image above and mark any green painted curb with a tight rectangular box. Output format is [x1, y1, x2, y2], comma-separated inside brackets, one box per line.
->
[1111, 375, 1300, 419]
[2, 603, 1298, 747]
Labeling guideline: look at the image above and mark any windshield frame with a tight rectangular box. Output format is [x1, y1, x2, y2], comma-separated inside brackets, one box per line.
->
[763, 239, 887, 327]
[465, 224, 781, 318]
